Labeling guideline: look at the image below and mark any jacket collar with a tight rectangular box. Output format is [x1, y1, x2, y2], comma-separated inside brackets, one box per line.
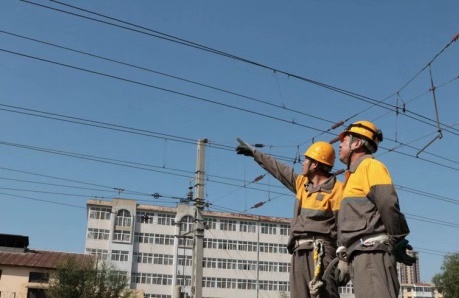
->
[306, 175, 336, 194]
[348, 154, 374, 173]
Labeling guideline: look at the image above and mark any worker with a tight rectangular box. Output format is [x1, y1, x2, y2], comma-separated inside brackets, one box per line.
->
[236, 139, 343, 298]
[337, 120, 416, 297]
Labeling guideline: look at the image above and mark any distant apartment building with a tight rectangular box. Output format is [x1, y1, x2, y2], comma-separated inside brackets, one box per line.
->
[85, 198, 292, 298]
[0, 233, 93, 298]
[399, 251, 421, 284]
[397, 251, 443, 298]
[399, 283, 443, 298]
[85, 198, 443, 298]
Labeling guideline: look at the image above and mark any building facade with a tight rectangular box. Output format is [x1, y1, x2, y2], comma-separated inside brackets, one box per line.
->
[85, 198, 292, 298]
[399, 283, 443, 298]
[0, 234, 94, 298]
[85, 198, 443, 298]
[399, 251, 421, 284]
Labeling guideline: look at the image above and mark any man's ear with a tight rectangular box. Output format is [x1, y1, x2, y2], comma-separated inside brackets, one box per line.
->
[351, 138, 364, 150]
[310, 160, 319, 170]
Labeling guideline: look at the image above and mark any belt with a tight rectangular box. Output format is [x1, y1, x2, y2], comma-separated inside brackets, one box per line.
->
[296, 235, 333, 247]
[350, 233, 389, 249]
[297, 239, 315, 246]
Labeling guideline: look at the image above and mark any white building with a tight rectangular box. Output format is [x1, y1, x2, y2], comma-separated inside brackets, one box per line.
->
[85, 198, 292, 298]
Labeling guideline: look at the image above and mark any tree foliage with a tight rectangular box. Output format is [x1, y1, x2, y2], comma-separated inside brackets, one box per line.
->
[47, 256, 136, 298]
[432, 252, 459, 298]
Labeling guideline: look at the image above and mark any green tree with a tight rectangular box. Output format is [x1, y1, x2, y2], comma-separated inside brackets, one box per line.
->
[432, 252, 459, 298]
[47, 256, 136, 298]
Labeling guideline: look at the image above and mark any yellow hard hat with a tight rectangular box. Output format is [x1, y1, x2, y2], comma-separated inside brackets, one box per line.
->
[338, 120, 383, 149]
[303, 141, 335, 167]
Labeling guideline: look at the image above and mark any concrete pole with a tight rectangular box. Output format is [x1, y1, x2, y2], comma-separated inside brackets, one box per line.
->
[191, 138, 207, 298]
[173, 285, 181, 298]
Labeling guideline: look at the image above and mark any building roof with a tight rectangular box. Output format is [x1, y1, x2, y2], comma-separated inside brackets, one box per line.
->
[87, 198, 291, 223]
[0, 250, 94, 270]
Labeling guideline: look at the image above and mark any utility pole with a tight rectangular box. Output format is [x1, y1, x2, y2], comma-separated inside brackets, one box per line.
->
[191, 138, 207, 298]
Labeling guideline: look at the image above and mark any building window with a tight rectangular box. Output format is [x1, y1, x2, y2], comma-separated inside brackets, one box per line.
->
[87, 228, 110, 240]
[240, 221, 256, 233]
[88, 206, 112, 220]
[86, 248, 109, 260]
[177, 255, 192, 267]
[157, 213, 174, 225]
[131, 273, 172, 285]
[203, 258, 217, 268]
[137, 212, 154, 224]
[154, 234, 174, 245]
[220, 219, 236, 231]
[279, 281, 289, 292]
[279, 262, 290, 273]
[115, 209, 132, 227]
[179, 215, 194, 233]
[29, 272, 49, 283]
[153, 254, 173, 265]
[111, 250, 129, 262]
[279, 224, 290, 236]
[178, 237, 193, 247]
[113, 230, 131, 242]
[204, 217, 217, 230]
[135, 232, 154, 243]
[176, 275, 191, 287]
[27, 288, 46, 298]
[261, 223, 277, 235]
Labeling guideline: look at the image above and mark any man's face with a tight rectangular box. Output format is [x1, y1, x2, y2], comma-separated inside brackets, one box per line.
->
[301, 157, 312, 176]
[339, 134, 352, 164]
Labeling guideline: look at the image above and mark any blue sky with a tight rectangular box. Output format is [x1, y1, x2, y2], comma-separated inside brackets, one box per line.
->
[1, 0, 458, 282]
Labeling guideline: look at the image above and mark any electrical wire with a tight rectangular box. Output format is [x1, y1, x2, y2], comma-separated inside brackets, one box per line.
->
[3, 1, 459, 213]
[0, 48, 327, 133]
[0, 30, 333, 125]
[405, 213, 459, 229]
[20, 0, 459, 137]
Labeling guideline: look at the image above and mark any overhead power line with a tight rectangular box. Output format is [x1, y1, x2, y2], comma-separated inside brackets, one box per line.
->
[0, 29, 333, 125]
[0, 48, 327, 133]
[3, 44, 459, 153]
[392, 32, 459, 96]
[21, 0, 458, 132]
[405, 213, 459, 229]
[0, 139, 196, 178]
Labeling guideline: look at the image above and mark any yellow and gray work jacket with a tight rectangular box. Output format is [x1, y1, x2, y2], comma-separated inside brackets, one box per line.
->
[253, 151, 343, 254]
[337, 155, 410, 257]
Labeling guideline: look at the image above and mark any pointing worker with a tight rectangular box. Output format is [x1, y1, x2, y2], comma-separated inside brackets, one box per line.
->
[336, 120, 416, 297]
[236, 139, 343, 298]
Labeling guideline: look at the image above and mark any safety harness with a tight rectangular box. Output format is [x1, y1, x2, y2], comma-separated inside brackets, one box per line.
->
[308, 240, 325, 297]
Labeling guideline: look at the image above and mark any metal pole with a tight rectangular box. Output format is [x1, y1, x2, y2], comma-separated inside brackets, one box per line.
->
[256, 216, 260, 298]
[191, 138, 207, 298]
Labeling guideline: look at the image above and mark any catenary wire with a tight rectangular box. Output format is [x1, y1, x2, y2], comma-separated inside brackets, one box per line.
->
[3, 7, 459, 211]
[2, 100, 459, 193]
[20, 0, 459, 135]
[3, 45, 458, 146]
[0, 30, 333, 125]
[0, 48, 326, 133]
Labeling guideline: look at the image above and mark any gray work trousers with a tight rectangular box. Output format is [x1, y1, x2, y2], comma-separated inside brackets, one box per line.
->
[350, 250, 399, 298]
[290, 245, 339, 298]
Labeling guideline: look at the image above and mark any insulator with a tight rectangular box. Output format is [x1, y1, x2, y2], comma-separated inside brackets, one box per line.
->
[253, 202, 264, 208]
[329, 137, 340, 144]
[331, 121, 344, 129]
[253, 175, 265, 183]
